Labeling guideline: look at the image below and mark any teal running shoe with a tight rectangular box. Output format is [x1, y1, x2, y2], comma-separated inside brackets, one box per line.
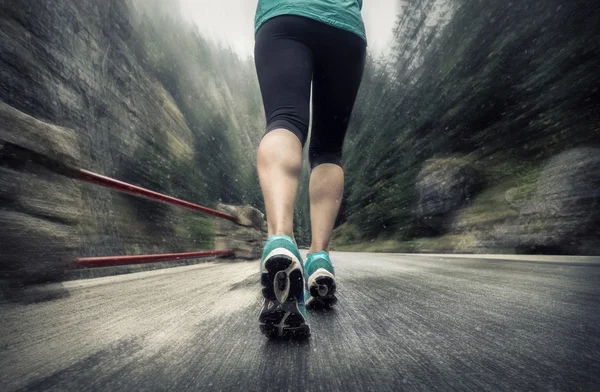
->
[304, 251, 337, 308]
[258, 235, 310, 338]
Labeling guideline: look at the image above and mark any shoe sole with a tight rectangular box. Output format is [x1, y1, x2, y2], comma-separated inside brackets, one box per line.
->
[306, 268, 337, 308]
[259, 248, 310, 338]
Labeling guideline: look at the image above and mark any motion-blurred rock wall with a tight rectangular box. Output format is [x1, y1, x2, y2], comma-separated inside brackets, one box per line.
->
[0, 103, 81, 289]
[0, 0, 261, 294]
[1, 0, 199, 257]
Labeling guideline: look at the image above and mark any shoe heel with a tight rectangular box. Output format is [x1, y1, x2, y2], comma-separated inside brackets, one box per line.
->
[261, 249, 303, 303]
[259, 249, 309, 338]
[259, 300, 310, 338]
[307, 268, 337, 306]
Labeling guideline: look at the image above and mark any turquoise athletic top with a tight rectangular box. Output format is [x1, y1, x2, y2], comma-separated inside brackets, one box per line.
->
[255, 0, 366, 42]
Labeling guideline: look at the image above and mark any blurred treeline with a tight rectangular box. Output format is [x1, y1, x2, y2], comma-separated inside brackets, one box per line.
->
[127, 0, 263, 210]
[110, 1, 266, 251]
[295, 0, 600, 252]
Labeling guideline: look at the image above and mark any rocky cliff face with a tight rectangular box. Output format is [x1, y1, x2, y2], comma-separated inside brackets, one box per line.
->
[0, 103, 81, 290]
[0, 0, 263, 293]
[3, 0, 195, 254]
[414, 149, 600, 255]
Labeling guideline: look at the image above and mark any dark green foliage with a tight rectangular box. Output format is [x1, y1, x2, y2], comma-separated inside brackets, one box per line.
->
[339, 0, 600, 242]
[179, 214, 215, 249]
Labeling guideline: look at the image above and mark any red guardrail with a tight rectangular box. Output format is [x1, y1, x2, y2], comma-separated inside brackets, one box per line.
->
[0, 142, 238, 268]
[70, 168, 237, 268]
[74, 169, 236, 221]
[76, 250, 235, 268]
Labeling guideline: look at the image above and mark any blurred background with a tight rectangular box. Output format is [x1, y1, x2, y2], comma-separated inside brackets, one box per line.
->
[0, 0, 599, 290]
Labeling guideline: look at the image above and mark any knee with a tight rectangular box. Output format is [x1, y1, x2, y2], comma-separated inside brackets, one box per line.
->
[308, 150, 343, 170]
[266, 116, 309, 146]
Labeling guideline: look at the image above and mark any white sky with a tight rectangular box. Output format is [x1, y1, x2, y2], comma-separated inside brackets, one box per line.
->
[179, 0, 399, 58]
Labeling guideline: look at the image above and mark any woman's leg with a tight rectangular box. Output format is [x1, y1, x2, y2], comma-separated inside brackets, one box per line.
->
[308, 28, 366, 253]
[308, 164, 344, 253]
[254, 17, 314, 238]
[255, 16, 316, 337]
[257, 129, 303, 237]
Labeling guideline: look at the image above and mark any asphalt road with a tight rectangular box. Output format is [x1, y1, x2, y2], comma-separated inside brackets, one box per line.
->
[1, 253, 599, 391]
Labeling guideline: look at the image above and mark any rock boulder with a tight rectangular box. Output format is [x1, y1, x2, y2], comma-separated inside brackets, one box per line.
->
[416, 157, 483, 233]
[517, 148, 600, 254]
[215, 203, 267, 260]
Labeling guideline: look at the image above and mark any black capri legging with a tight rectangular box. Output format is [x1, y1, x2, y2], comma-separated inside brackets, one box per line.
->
[254, 15, 367, 169]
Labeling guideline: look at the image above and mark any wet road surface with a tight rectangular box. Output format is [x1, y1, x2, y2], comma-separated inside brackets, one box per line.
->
[1, 252, 599, 391]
